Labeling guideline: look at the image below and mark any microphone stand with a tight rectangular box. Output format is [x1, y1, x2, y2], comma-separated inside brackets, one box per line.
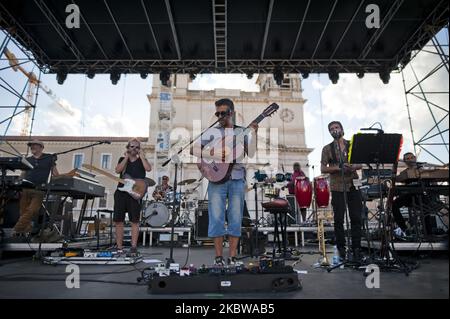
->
[162, 117, 222, 267]
[35, 141, 109, 259]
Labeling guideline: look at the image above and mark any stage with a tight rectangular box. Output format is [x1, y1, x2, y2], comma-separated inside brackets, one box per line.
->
[0, 245, 447, 299]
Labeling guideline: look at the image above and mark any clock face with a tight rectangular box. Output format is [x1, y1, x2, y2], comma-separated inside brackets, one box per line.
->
[280, 108, 295, 123]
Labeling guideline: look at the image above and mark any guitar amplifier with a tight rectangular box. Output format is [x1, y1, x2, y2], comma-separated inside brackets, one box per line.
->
[195, 202, 209, 240]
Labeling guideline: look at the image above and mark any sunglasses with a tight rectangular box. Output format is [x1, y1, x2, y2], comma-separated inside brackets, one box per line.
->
[215, 110, 231, 118]
[128, 145, 140, 149]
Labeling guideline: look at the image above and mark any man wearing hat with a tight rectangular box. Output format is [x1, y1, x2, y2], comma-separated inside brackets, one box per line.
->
[321, 121, 363, 262]
[13, 140, 59, 234]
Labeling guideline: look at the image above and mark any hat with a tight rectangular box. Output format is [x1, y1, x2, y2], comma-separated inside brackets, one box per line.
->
[27, 140, 44, 147]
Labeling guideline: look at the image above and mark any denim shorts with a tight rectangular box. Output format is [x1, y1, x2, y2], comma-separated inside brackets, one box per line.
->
[207, 179, 245, 237]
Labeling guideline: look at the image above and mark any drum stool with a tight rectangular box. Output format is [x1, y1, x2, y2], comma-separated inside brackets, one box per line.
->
[262, 199, 298, 260]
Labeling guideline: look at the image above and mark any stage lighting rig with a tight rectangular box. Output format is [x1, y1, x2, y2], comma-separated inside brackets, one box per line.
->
[328, 71, 339, 84]
[273, 68, 284, 86]
[160, 69, 171, 86]
[379, 70, 390, 84]
[56, 70, 67, 85]
[110, 70, 121, 85]
[87, 70, 95, 79]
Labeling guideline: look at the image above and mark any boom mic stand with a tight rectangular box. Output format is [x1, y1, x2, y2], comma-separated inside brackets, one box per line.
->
[161, 117, 222, 267]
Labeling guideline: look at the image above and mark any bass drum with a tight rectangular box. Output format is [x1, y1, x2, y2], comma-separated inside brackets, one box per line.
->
[143, 202, 170, 227]
[294, 176, 312, 208]
[314, 176, 330, 208]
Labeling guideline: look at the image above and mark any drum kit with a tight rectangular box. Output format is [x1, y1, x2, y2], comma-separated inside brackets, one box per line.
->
[142, 178, 200, 227]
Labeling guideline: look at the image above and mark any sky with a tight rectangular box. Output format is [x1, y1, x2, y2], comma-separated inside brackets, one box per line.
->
[1, 30, 448, 177]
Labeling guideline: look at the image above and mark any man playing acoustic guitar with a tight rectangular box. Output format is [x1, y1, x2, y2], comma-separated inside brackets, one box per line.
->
[192, 98, 258, 265]
[114, 138, 152, 255]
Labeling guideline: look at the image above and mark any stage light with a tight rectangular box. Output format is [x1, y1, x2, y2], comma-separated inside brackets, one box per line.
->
[328, 71, 339, 84]
[273, 68, 284, 86]
[140, 71, 148, 79]
[246, 71, 253, 79]
[56, 70, 67, 85]
[160, 69, 171, 86]
[189, 72, 196, 80]
[87, 70, 95, 79]
[110, 70, 121, 85]
[357, 72, 365, 79]
[301, 72, 309, 79]
[379, 70, 390, 84]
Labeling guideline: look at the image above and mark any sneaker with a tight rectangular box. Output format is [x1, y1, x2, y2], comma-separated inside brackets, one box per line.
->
[214, 256, 225, 266]
[394, 227, 407, 239]
[227, 256, 237, 266]
[127, 247, 140, 257]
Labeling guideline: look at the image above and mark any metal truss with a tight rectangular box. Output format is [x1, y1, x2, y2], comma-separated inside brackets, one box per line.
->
[0, 30, 41, 140]
[401, 25, 449, 165]
[0, 0, 447, 76]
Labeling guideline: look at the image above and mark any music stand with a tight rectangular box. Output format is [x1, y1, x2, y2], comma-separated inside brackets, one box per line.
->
[348, 133, 411, 275]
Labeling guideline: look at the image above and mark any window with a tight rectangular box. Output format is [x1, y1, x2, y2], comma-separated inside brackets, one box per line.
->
[98, 192, 108, 208]
[100, 154, 112, 170]
[73, 153, 84, 169]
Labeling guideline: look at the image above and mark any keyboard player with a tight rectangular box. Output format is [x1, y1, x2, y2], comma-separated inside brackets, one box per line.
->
[392, 152, 447, 237]
[13, 140, 59, 235]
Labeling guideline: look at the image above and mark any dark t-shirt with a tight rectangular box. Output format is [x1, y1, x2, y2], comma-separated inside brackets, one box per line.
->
[24, 153, 57, 186]
[117, 157, 146, 188]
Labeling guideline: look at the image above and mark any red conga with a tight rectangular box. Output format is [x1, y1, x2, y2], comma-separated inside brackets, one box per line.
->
[314, 176, 330, 208]
[294, 176, 312, 208]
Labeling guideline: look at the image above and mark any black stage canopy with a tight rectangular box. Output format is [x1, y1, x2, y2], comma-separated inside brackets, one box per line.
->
[0, 0, 448, 75]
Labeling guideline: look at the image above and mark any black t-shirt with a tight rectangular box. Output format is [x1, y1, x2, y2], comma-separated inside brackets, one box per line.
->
[24, 153, 57, 186]
[117, 157, 146, 188]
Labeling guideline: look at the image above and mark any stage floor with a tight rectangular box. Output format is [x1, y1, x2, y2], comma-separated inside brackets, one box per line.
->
[0, 245, 448, 299]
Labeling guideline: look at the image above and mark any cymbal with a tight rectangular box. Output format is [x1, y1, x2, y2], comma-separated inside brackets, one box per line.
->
[178, 178, 197, 186]
[145, 178, 156, 187]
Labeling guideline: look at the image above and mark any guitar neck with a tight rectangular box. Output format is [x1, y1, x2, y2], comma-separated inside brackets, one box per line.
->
[82, 164, 125, 183]
[246, 114, 266, 129]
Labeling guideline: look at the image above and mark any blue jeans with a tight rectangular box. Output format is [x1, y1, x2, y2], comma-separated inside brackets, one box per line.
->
[207, 179, 245, 237]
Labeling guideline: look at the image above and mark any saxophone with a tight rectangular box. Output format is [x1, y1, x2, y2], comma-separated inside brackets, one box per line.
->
[317, 218, 330, 266]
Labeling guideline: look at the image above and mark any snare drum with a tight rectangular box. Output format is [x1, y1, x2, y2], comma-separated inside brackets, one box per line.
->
[143, 202, 170, 227]
[314, 176, 330, 208]
[294, 176, 312, 208]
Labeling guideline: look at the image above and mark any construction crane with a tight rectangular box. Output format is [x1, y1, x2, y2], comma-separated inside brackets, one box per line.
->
[3, 47, 75, 135]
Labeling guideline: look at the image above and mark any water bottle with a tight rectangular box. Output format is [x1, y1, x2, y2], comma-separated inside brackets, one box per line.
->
[332, 246, 340, 265]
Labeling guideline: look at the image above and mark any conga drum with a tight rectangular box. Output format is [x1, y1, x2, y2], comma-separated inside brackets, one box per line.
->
[314, 176, 330, 208]
[294, 176, 312, 208]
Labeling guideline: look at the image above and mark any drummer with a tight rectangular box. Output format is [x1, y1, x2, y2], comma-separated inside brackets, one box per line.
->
[152, 175, 173, 201]
[287, 162, 307, 222]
